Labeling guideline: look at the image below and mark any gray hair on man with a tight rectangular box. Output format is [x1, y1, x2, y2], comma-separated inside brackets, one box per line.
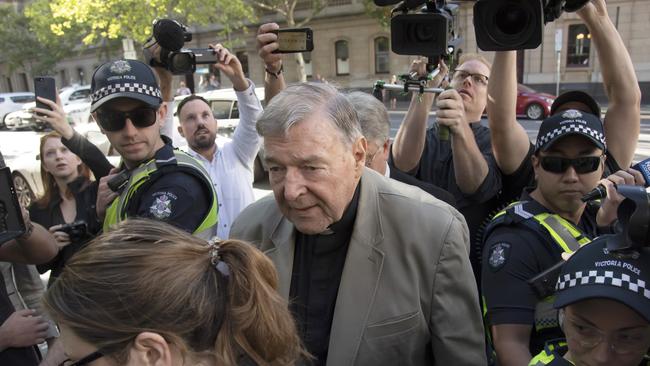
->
[347, 91, 390, 146]
[256, 82, 363, 145]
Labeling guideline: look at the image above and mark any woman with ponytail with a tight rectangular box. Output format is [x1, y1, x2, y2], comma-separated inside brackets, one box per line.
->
[43, 218, 306, 366]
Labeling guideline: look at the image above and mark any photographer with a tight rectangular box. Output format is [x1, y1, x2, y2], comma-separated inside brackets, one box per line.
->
[21, 126, 104, 286]
[390, 56, 502, 281]
[156, 43, 263, 239]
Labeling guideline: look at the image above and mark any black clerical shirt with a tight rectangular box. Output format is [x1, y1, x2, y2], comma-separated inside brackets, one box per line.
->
[289, 183, 361, 366]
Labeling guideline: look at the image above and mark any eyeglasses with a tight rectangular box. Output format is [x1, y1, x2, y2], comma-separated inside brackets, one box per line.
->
[540, 156, 602, 174]
[452, 70, 489, 86]
[564, 317, 650, 355]
[58, 350, 104, 366]
[95, 106, 158, 132]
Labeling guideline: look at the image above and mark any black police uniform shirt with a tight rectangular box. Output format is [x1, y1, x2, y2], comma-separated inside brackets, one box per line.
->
[125, 139, 211, 234]
[61, 133, 211, 234]
[388, 121, 502, 285]
[481, 190, 603, 356]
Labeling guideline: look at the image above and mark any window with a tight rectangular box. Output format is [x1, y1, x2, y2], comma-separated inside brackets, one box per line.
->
[374, 37, 390, 74]
[303, 52, 313, 78]
[59, 69, 68, 86]
[10, 95, 34, 103]
[5, 77, 13, 92]
[69, 89, 91, 102]
[231, 101, 239, 119]
[210, 100, 233, 120]
[236, 51, 249, 77]
[335, 40, 349, 76]
[567, 24, 591, 67]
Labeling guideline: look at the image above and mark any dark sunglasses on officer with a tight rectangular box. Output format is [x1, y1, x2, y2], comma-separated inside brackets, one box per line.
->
[540, 155, 603, 174]
[94, 104, 159, 132]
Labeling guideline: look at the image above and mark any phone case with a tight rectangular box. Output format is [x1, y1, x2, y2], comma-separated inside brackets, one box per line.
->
[34, 76, 56, 111]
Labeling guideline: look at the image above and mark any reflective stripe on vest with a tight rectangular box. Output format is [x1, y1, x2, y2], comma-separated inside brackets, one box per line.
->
[103, 151, 218, 235]
[528, 340, 569, 366]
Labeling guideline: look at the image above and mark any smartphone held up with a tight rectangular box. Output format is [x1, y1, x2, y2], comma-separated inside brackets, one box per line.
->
[273, 28, 314, 54]
[34, 76, 56, 113]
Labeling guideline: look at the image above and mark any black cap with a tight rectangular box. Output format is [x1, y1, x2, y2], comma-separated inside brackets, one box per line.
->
[554, 239, 650, 322]
[90, 59, 162, 112]
[551, 90, 601, 119]
[535, 109, 606, 152]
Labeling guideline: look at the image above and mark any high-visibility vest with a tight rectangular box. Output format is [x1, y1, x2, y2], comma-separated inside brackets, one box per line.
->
[104, 149, 218, 235]
[528, 339, 570, 365]
[482, 201, 593, 363]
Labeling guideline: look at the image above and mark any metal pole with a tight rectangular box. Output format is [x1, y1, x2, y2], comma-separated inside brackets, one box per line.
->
[556, 51, 561, 96]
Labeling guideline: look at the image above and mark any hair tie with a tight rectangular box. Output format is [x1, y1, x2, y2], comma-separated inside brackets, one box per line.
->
[208, 237, 231, 278]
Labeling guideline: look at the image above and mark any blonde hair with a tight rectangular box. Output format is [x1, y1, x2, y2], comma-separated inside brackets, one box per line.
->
[43, 218, 306, 365]
[458, 53, 492, 71]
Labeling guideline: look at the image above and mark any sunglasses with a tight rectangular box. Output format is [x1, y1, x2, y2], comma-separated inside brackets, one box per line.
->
[540, 156, 602, 174]
[95, 106, 158, 132]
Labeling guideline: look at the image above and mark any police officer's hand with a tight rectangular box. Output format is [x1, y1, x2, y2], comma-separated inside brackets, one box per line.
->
[596, 168, 645, 226]
[32, 95, 74, 140]
[96, 168, 121, 222]
[48, 224, 71, 249]
[209, 43, 248, 92]
[436, 89, 469, 137]
[0, 309, 49, 348]
[257, 23, 283, 74]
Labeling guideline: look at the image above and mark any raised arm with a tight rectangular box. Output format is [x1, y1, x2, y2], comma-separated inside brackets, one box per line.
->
[487, 51, 531, 175]
[33, 96, 113, 179]
[391, 59, 445, 173]
[578, 0, 641, 168]
[257, 23, 287, 103]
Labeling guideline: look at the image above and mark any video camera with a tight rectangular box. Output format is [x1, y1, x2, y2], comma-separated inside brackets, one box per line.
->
[473, 0, 591, 51]
[374, 0, 461, 62]
[143, 19, 219, 75]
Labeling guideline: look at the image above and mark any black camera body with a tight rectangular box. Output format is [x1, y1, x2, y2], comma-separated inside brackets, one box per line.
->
[144, 19, 218, 75]
[473, 0, 590, 51]
[59, 221, 88, 242]
[386, 1, 461, 58]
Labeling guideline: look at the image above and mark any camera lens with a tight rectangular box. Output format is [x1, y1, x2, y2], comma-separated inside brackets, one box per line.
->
[170, 53, 193, 73]
[496, 5, 529, 35]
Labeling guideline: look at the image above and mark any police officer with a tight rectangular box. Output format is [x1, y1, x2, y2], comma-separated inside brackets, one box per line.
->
[529, 238, 650, 366]
[90, 59, 217, 236]
[481, 110, 633, 366]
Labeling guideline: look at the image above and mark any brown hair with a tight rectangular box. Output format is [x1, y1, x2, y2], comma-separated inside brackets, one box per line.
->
[35, 131, 90, 209]
[43, 218, 306, 365]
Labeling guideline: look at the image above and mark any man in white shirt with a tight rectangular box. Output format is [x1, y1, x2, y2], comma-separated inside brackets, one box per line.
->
[173, 44, 263, 238]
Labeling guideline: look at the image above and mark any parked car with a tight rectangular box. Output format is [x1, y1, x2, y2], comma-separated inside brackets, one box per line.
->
[173, 87, 268, 182]
[517, 84, 555, 120]
[5, 85, 91, 130]
[0, 92, 35, 129]
[4, 123, 119, 208]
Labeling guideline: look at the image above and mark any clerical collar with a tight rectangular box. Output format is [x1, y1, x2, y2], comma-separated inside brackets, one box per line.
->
[318, 181, 361, 236]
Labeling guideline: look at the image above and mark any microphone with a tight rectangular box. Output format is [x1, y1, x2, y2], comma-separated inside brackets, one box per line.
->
[632, 157, 650, 186]
[153, 19, 187, 51]
[581, 184, 609, 202]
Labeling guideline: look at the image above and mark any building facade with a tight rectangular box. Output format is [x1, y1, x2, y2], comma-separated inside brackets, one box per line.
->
[1, 0, 648, 104]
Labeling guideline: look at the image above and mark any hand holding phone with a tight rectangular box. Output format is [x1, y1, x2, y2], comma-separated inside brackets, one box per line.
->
[272, 28, 314, 54]
[34, 76, 56, 113]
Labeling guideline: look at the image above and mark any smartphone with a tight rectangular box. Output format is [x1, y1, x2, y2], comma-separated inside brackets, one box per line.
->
[34, 76, 56, 112]
[273, 28, 314, 53]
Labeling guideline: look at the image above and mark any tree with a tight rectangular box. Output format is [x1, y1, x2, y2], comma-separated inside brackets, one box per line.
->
[0, 4, 74, 77]
[250, 0, 329, 82]
[26, 0, 254, 49]
[362, 0, 391, 28]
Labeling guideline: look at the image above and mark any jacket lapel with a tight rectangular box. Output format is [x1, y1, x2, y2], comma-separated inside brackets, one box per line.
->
[327, 170, 385, 366]
[267, 216, 296, 299]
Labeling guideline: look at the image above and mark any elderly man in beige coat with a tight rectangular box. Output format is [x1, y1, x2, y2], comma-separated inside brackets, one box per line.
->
[230, 82, 486, 366]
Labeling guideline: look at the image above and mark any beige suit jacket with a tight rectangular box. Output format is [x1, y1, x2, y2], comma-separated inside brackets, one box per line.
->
[231, 169, 486, 366]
